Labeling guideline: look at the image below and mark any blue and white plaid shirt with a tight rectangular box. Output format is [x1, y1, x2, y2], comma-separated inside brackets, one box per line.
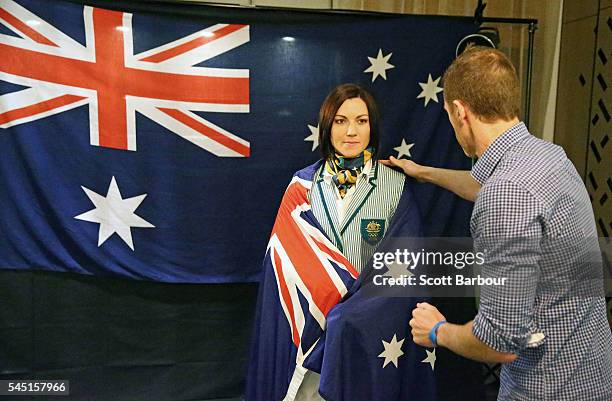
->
[470, 122, 612, 401]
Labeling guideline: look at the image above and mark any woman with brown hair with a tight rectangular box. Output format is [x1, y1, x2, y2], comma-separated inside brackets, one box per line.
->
[247, 83, 426, 401]
[309, 83, 407, 274]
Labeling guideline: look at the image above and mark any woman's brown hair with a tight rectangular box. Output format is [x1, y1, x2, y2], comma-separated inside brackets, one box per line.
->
[318, 83, 380, 160]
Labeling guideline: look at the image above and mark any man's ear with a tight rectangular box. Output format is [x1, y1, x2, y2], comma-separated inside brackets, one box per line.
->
[452, 100, 468, 123]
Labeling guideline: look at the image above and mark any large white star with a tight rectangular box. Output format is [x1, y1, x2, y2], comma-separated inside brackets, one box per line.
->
[305, 124, 319, 151]
[364, 49, 395, 82]
[417, 74, 443, 106]
[75, 176, 155, 251]
[394, 139, 415, 159]
[421, 348, 437, 370]
[378, 334, 405, 368]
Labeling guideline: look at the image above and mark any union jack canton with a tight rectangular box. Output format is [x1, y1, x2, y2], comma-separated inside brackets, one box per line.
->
[0, 0, 250, 156]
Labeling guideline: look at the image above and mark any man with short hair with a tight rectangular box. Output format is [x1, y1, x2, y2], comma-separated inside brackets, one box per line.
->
[387, 47, 612, 400]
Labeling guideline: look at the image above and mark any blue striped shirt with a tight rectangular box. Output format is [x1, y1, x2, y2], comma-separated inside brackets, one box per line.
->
[470, 122, 612, 401]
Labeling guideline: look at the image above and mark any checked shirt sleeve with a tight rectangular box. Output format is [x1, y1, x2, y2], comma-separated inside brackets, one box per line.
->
[471, 180, 545, 354]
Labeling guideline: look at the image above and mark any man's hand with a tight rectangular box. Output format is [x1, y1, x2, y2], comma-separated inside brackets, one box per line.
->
[379, 157, 426, 182]
[410, 305, 518, 363]
[409, 302, 447, 347]
[380, 157, 480, 202]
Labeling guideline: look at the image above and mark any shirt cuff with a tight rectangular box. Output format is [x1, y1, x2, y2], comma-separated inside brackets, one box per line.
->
[470, 168, 485, 185]
[472, 312, 520, 354]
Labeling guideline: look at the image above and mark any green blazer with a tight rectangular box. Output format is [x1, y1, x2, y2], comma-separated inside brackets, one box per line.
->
[309, 162, 405, 272]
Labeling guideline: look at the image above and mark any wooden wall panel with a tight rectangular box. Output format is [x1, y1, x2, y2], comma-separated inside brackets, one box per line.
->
[563, 0, 599, 23]
[555, 16, 597, 177]
[586, 6, 612, 237]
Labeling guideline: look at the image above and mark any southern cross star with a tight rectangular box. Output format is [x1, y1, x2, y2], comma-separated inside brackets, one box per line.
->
[422, 348, 437, 370]
[417, 73, 443, 106]
[393, 138, 415, 159]
[364, 49, 395, 82]
[378, 334, 405, 368]
[304, 124, 319, 151]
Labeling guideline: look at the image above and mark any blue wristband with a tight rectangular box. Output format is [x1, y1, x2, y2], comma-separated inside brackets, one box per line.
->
[428, 320, 447, 347]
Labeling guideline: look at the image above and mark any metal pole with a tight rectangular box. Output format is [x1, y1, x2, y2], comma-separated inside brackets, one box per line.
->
[481, 17, 538, 25]
[525, 22, 537, 127]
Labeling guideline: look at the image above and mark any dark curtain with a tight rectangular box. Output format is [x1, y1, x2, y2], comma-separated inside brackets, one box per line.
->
[0, 269, 257, 401]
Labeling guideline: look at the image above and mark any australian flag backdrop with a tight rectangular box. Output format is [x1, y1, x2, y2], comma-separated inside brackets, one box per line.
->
[0, 0, 475, 284]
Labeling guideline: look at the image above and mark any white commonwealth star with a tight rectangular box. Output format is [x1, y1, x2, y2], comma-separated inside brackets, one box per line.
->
[305, 124, 319, 151]
[364, 49, 395, 82]
[394, 139, 415, 159]
[422, 348, 437, 370]
[74, 176, 155, 251]
[417, 74, 443, 106]
[378, 334, 405, 368]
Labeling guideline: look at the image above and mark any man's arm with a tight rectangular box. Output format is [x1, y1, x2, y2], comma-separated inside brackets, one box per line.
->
[410, 181, 543, 364]
[438, 321, 518, 364]
[410, 303, 517, 364]
[379, 157, 481, 202]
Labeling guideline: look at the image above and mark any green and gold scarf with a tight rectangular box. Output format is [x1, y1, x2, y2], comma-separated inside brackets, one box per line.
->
[325, 148, 373, 198]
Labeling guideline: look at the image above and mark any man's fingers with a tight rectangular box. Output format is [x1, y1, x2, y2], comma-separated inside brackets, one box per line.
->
[379, 156, 401, 167]
[380, 157, 399, 166]
[389, 156, 402, 167]
[380, 156, 412, 173]
[418, 302, 435, 310]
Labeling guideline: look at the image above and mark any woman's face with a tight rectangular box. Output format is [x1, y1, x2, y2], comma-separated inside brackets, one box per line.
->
[331, 97, 371, 158]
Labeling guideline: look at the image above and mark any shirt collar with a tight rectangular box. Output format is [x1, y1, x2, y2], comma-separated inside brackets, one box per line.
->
[322, 159, 373, 184]
[471, 122, 529, 184]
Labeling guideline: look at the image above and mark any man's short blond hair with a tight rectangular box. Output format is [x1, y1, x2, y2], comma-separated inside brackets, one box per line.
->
[443, 46, 520, 122]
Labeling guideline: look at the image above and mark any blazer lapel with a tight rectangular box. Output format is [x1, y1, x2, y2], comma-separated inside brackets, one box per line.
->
[339, 163, 378, 235]
[313, 170, 344, 251]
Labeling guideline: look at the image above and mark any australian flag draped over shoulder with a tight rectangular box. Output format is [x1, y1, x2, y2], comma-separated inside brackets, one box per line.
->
[0, 0, 474, 282]
[247, 160, 434, 401]
[246, 161, 358, 400]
